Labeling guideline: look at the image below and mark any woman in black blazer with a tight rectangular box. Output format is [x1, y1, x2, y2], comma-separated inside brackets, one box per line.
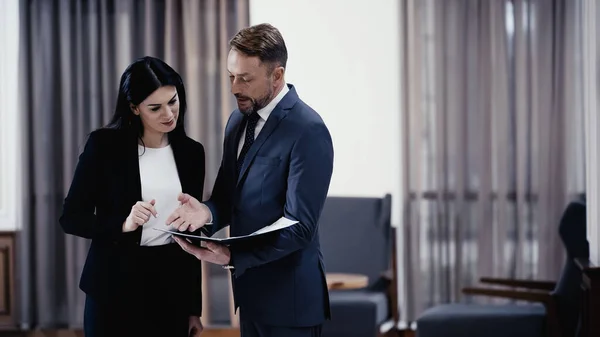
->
[59, 57, 205, 337]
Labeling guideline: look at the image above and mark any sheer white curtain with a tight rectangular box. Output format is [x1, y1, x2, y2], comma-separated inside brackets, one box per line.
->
[399, 0, 585, 321]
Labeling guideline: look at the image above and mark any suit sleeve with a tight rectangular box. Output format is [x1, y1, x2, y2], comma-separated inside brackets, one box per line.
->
[59, 131, 129, 241]
[189, 142, 205, 316]
[204, 113, 235, 235]
[204, 159, 232, 235]
[232, 123, 334, 277]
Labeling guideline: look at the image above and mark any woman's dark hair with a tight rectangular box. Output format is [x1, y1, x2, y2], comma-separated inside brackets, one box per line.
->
[106, 56, 187, 142]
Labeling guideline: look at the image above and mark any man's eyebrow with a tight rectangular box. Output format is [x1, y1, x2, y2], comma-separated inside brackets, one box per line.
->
[229, 72, 251, 77]
[147, 93, 178, 107]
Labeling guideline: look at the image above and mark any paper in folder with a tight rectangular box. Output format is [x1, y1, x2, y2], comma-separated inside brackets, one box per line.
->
[154, 217, 298, 246]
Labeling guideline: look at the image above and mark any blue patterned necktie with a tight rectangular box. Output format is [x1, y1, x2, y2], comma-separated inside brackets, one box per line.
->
[236, 112, 260, 176]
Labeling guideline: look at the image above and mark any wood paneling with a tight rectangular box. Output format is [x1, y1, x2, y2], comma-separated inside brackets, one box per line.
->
[398, 330, 415, 337]
[0, 233, 15, 329]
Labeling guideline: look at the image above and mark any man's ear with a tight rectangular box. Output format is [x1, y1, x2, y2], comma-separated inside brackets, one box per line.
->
[130, 103, 139, 115]
[273, 66, 285, 83]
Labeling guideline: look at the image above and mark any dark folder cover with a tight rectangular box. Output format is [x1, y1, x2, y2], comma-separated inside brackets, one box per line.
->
[154, 217, 298, 246]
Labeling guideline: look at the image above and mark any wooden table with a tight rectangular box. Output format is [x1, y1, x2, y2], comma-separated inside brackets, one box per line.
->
[326, 273, 368, 290]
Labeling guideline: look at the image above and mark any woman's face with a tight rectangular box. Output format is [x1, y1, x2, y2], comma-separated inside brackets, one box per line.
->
[132, 85, 179, 135]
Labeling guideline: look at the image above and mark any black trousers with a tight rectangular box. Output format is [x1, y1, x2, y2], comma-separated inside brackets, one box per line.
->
[240, 320, 322, 337]
[83, 243, 193, 337]
[84, 295, 189, 337]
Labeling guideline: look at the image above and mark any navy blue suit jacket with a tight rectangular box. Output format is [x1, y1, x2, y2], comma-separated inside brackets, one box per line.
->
[205, 84, 333, 327]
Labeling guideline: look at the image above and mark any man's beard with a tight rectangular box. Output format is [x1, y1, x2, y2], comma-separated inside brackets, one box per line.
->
[237, 87, 274, 115]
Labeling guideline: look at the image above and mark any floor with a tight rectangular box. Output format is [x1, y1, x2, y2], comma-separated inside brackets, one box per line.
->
[0, 327, 241, 337]
[0, 327, 415, 337]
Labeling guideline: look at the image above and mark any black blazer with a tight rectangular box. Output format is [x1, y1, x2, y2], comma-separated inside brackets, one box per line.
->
[59, 128, 205, 315]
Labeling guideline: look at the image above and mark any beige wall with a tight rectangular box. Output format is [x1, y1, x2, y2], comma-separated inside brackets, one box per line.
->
[0, 0, 21, 231]
[583, 0, 600, 263]
[248, 0, 404, 227]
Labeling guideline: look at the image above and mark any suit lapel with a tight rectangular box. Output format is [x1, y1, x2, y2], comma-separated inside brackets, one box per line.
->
[126, 134, 142, 203]
[171, 138, 191, 193]
[228, 113, 245, 162]
[236, 105, 288, 186]
[235, 85, 299, 187]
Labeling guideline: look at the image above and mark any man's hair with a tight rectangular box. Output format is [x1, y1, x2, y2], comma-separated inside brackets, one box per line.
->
[229, 23, 288, 71]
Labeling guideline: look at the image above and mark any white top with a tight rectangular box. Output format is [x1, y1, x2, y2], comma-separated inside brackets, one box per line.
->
[237, 84, 290, 157]
[138, 144, 182, 246]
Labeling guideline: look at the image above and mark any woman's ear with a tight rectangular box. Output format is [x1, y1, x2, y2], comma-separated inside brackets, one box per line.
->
[130, 103, 139, 115]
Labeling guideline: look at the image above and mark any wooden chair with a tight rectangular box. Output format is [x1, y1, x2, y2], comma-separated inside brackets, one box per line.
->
[575, 258, 600, 337]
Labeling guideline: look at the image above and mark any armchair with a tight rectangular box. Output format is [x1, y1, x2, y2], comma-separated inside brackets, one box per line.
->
[416, 200, 587, 337]
[318, 194, 399, 337]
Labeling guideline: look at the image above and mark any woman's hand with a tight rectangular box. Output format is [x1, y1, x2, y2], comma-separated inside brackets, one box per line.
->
[188, 316, 203, 336]
[122, 199, 158, 232]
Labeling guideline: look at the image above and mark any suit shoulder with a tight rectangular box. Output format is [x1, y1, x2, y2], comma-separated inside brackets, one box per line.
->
[86, 128, 123, 150]
[182, 136, 205, 155]
[224, 110, 243, 131]
[289, 99, 329, 131]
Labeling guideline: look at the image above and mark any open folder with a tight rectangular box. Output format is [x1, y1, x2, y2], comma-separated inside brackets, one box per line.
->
[154, 217, 298, 246]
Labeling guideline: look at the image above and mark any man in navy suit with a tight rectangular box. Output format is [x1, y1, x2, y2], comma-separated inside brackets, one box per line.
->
[167, 23, 334, 337]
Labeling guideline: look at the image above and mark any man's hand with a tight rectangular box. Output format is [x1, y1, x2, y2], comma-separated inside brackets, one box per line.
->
[166, 193, 211, 232]
[173, 237, 231, 266]
[188, 316, 203, 337]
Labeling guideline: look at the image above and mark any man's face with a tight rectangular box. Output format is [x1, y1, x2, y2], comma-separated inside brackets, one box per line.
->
[227, 49, 275, 115]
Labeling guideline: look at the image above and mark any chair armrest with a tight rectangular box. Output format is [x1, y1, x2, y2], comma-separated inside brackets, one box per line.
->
[479, 277, 556, 291]
[575, 258, 600, 337]
[370, 271, 392, 292]
[576, 257, 598, 271]
[381, 269, 393, 281]
[462, 287, 552, 303]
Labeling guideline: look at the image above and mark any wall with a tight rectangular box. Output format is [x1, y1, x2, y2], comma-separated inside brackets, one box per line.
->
[248, 0, 403, 226]
[583, 0, 600, 264]
[0, 0, 21, 232]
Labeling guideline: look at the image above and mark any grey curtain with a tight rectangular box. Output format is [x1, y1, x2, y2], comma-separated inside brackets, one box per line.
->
[17, 0, 248, 328]
[399, 0, 585, 321]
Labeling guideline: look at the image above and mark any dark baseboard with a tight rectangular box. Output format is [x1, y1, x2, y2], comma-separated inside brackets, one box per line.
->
[399, 329, 416, 337]
[0, 327, 414, 337]
[0, 326, 241, 337]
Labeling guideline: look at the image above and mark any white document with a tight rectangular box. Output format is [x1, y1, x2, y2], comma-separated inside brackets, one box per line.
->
[250, 217, 298, 235]
[154, 216, 298, 246]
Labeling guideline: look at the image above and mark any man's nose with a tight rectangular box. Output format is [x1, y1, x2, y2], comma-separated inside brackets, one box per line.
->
[231, 79, 242, 96]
